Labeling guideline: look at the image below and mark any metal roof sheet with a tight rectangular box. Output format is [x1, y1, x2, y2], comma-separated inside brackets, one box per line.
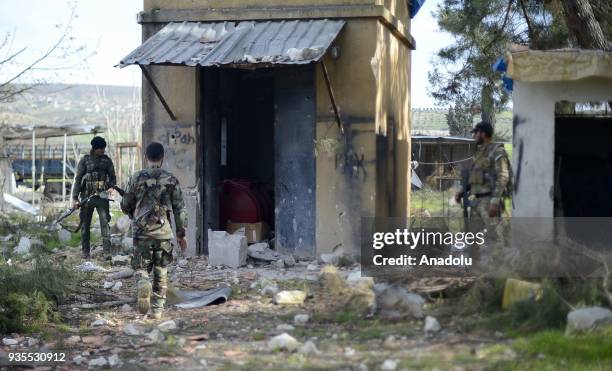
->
[119, 19, 346, 68]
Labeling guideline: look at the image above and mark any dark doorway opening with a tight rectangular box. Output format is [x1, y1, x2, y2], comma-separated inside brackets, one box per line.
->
[199, 66, 316, 256]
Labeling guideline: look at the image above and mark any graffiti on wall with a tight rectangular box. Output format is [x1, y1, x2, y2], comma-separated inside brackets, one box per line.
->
[152, 124, 196, 172]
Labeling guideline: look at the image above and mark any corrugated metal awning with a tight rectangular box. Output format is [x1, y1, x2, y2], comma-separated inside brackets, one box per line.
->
[119, 19, 346, 68]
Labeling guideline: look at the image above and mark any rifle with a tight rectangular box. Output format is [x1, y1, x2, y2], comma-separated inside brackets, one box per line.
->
[461, 168, 471, 231]
[55, 185, 126, 232]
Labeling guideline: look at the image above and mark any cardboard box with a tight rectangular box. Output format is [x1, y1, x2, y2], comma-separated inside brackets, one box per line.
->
[226, 221, 270, 243]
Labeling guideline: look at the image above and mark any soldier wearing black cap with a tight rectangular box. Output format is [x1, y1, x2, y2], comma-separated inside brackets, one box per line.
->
[455, 122, 511, 240]
[72, 136, 116, 258]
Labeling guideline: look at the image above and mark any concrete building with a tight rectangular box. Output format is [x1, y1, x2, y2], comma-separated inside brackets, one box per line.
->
[120, 1, 417, 257]
[507, 48, 612, 246]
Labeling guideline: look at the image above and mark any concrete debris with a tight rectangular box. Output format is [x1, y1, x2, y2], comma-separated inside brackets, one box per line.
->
[111, 281, 123, 291]
[88, 356, 108, 368]
[208, 229, 247, 268]
[120, 304, 132, 313]
[286, 47, 322, 62]
[319, 253, 339, 266]
[108, 354, 122, 368]
[65, 335, 81, 345]
[293, 314, 309, 325]
[124, 323, 143, 336]
[383, 335, 400, 350]
[276, 323, 295, 331]
[272, 259, 285, 269]
[107, 268, 134, 280]
[14, 236, 31, 255]
[381, 359, 399, 371]
[73, 355, 86, 365]
[77, 261, 107, 272]
[177, 259, 189, 268]
[261, 285, 279, 297]
[146, 329, 165, 343]
[283, 254, 296, 267]
[299, 340, 320, 355]
[58, 228, 71, 243]
[424, 316, 441, 334]
[317, 266, 375, 317]
[566, 306, 612, 334]
[103, 281, 113, 289]
[247, 242, 282, 262]
[158, 320, 177, 332]
[307, 263, 319, 271]
[91, 318, 110, 327]
[2, 338, 18, 346]
[26, 337, 39, 347]
[114, 215, 131, 234]
[375, 283, 424, 319]
[268, 333, 300, 351]
[344, 347, 356, 357]
[121, 236, 133, 251]
[111, 255, 130, 266]
[274, 290, 307, 305]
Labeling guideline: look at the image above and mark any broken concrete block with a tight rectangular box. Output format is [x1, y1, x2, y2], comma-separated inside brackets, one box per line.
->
[158, 320, 177, 332]
[299, 340, 320, 355]
[268, 333, 299, 351]
[14, 237, 31, 255]
[319, 253, 339, 266]
[274, 290, 307, 305]
[208, 230, 247, 268]
[424, 316, 441, 334]
[111, 255, 130, 266]
[283, 254, 296, 267]
[58, 229, 71, 243]
[247, 242, 282, 262]
[293, 314, 309, 325]
[111, 281, 123, 291]
[566, 306, 612, 334]
[375, 283, 424, 319]
[272, 259, 285, 269]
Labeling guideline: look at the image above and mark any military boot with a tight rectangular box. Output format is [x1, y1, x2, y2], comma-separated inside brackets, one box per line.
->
[135, 270, 151, 315]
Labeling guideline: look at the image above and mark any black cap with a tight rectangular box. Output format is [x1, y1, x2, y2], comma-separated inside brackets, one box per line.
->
[91, 136, 107, 149]
[471, 122, 493, 137]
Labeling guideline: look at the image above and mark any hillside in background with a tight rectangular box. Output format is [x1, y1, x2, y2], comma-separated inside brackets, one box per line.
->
[0, 84, 140, 128]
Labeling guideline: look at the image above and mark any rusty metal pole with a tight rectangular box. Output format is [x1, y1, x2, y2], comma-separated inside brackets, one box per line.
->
[320, 61, 344, 135]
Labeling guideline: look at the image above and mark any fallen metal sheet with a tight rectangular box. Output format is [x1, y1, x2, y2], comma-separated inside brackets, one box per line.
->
[172, 286, 231, 309]
[119, 19, 345, 68]
[3, 193, 39, 215]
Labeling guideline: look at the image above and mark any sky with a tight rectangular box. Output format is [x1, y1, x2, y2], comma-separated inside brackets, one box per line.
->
[0, 0, 451, 108]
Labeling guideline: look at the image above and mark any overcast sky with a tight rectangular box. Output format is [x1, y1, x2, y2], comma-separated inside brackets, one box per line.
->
[0, 0, 451, 108]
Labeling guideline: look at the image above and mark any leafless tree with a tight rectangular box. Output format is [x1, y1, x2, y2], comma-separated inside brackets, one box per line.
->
[0, 1, 95, 103]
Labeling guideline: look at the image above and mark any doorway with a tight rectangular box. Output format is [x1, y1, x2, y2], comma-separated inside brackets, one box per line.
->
[199, 66, 316, 256]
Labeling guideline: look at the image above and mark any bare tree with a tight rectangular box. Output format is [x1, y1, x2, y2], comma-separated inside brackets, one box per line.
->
[0, 2, 94, 103]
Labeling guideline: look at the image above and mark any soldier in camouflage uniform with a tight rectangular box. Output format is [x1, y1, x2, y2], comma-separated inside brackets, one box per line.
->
[73, 136, 116, 258]
[456, 122, 511, 241]
[120, 142, 187, 319]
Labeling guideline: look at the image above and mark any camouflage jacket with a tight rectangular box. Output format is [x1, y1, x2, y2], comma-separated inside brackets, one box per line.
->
[469, 142, 510, 204]
[120, 165, 187, 240]
[72, 154, 116, 200]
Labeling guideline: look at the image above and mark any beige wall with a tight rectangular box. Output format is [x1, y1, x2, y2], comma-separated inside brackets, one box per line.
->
[139, 0, 412, 257]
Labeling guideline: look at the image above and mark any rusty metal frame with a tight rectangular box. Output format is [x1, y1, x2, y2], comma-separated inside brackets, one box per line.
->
[320, 60, 344, 135]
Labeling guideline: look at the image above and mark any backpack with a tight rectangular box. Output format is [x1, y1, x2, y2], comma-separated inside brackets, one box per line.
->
[488, 143, 514, 198]
[132, 171, 169, 233]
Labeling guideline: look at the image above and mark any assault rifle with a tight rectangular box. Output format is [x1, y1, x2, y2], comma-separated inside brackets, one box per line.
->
[460, 168, 471, 231]
[55, 185, 125, 232]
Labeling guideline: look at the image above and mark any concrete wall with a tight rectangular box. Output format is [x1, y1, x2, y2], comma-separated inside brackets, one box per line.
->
[139, 0, 412, 257]
[512, 77, 612, 218]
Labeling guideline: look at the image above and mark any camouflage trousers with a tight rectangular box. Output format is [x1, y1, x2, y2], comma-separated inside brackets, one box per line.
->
[80, 197, 111, 255]
[469, 196, 507, 246]
[132, 238, 173, 312]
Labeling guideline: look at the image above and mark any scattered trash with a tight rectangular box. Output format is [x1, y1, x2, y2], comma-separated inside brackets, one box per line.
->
[77, 261, 107, 272]
[276, 323, 295, 331]
[502, 278, 543, 309]
[247, 242, 282, 262]
[73, 355, 86, 365]
[272, 259, 285, 269]
[566, 306, 612, 334]
[111, 281, 123, 291]
[424, 316, 441, 334]
[381, 359, 399, 371]
[107, 268, 134, 280]
[319, 253, 339, 266]
[65, 335, 81, 345]
[274, 290, 307, 305]
[147, 329, 164, 343]
[268, 333, 300, 351]
[91, 318, 109, 327]
[2, 338, 18, 346]
[172, 287, 231, 309]
[108, 354, 122, 368]
[103, 281, 114, 289]
[261, 284, 279, 297]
